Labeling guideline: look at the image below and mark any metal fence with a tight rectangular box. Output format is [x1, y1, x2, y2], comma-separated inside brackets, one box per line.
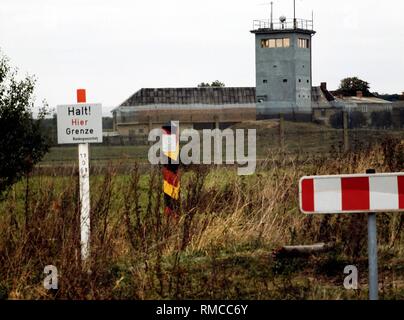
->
[252, 18, 314, 31]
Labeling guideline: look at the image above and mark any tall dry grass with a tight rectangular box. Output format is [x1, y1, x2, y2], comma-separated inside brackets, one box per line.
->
[0, 138, 403, 299]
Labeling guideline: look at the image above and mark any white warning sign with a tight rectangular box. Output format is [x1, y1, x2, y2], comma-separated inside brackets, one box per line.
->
[57, 103, 103, 144]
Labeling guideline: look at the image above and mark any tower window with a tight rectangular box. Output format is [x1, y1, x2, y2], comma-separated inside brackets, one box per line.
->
[261, 38, 290, 48]
[298, 38, 310, 48]
[261, 39, 275, 48]
[263, 80, 268, 84]
[283, 79, 288, 83]
[299, 79, 302, 83]
[307, 80, 310, 83]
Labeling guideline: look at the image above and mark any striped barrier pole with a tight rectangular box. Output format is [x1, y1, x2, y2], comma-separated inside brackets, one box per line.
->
[300, 173, 404, 214]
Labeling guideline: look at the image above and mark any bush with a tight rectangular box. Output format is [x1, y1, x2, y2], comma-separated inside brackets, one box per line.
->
[329, 110, 367, 129]
[371, 111, 392, 129]
[349, 111, 367, 128]
[400, 109, 404, 128]
[0, 53, 49, 196]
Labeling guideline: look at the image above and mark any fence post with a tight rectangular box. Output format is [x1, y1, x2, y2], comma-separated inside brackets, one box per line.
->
[214, 116, 220, 164]
[279, 114, 285, 152]
[214, 115, 220, 130]
[343, 111, 349, 152]
[148, 116, 153, 135]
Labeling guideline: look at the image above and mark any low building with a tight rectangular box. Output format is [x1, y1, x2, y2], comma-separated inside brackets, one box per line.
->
[312, 82, 393, 124]
[335, 94, 392, 114]
[112, 87, 256, 136]
[113, 83, 396, 136]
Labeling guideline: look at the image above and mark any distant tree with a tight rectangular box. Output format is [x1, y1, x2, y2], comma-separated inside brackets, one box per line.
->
[329, 110, 367, 129]
[102, 117, 113, 130]
[210, 80, 225, 87]
[40, 114, 57, 145]
[335, 77, 372, 97]
[349, 111, 367, 128]
[197, 80, 225, 88]
[373, 93, 402, 102]
[0, 53, 49, 196]
[370, 111, 392, 129]
[197, 82, 210, 88]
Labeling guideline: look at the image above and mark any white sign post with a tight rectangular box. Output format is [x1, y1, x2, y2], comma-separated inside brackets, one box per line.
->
[299, 171, 404, 300]
[57, 89, 103, 263]
[78, 142, 90, 262]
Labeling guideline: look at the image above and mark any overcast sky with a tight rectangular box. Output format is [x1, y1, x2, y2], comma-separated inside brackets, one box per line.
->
[1, 0, 403, 115]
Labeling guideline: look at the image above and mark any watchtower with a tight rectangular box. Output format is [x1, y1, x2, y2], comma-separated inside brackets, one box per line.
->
[251, 2, 316, 118]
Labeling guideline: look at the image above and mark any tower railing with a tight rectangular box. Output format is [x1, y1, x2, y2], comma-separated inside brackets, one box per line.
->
[252, 18, 313, 31]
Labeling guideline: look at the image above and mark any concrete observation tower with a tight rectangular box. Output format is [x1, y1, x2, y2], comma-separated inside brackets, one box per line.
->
[251, 1, 316, 119]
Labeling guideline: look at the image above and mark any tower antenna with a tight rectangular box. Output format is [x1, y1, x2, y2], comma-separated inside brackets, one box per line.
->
[293, 0, 296, 29]
[312, 10, 314, 29]
[270, 2, 273, 29]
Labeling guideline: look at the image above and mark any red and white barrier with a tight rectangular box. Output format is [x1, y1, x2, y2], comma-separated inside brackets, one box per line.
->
[300, 173, 404, 214]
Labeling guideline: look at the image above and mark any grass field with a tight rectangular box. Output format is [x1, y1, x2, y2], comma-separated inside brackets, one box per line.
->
[42, 145, 150, 164]
[0, 121, 403, 300]
[1, 132, 403, 299]
[41, 120, 404, 166]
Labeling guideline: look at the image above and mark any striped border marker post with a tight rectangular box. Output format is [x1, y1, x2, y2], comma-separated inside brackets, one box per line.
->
[299, 171, 404, 300]
[162, 121, 180, 217]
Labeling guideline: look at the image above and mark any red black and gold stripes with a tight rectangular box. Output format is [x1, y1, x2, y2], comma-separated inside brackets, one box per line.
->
[162, 122, 180, 216]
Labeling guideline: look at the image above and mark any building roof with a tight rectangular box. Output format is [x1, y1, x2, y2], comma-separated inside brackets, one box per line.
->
[392, 101, 404, 108]
[119, 87, 257, 107]
[311, 86, 343, 109]
[312, 87, 335, 108]
[336, 96, 392, 105]
[311, 84, 394, 110]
